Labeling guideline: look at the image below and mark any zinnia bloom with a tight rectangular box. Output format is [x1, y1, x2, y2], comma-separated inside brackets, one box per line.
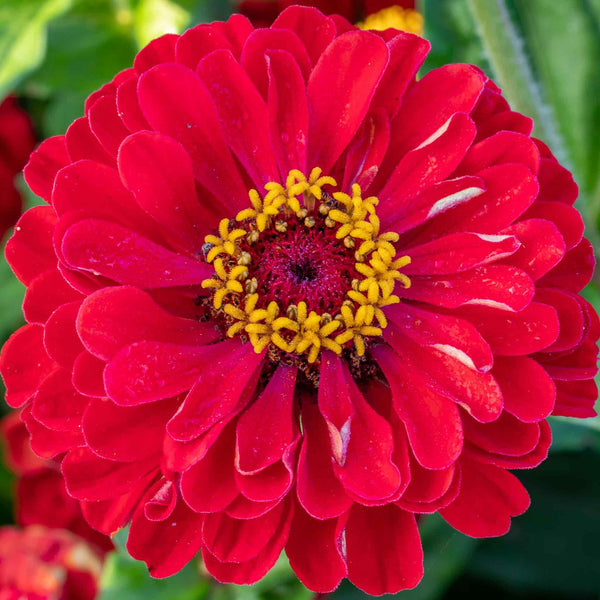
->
[0, 97, 36, 239]
[1, 5, 597, 595]
[1, 412, 113, 555]
[0, 525, 102, 599]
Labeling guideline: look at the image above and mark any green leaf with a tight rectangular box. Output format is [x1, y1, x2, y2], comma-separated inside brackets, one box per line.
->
[466, 0, 566, 162]
[329, 514, 476, 600]
[22, 2, 136, 137]
[99, 527, 209, 600]
[132, 0, 191, 48]
[421, 0, 491, 74]
[0, 0, 72, 97]
[549, 416, 600, 453]
[506, 0, 600, 197]
[465, 451, 600, 595]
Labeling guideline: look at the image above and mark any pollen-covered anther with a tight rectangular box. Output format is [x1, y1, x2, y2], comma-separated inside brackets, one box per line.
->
[204, 218, 247, 263]
[201, 258, 248, 309]
[201, 168, 411, 363]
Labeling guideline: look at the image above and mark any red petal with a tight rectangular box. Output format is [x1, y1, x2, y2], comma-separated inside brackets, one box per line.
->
[5, 206, 57, 285]
[272, 6, 336, 65]
[236, 365, 297, 474]
[458, 130, 540, 175]
[31, 368, 87, 432]
[383, 175, 484, 233]
[375, 345, 463, 470]
[77, 286, 218, 361]
[319, 352, 401, 502]
[241, 28, 311, 98]
[43, 301, 84, 369]
[415, 163, 538, 241]
[201, 501, 293, 585]
[23, 270, 82, 324]
[65, 117, 113, 165]
[535, 288, 584, 352]
[104, 341, 216, 406]
[61, 218, 211, 287]
[456, 302, 559, 355]
[62, 447, 158, 501]
[286, 505, 347, 593]
[22, 406, 82, 458]
[538, 238, 595, 292]
[72, 351, 106, 397]
[386, 303, 493, 372]
[225, 495, 280, 519]
[81, 474, 154, 535]
[180, 423, 239, 513]
[342, 108, 390, 191]
[167, 342, 264, 442]
[384, 63, 484, 164]
[137, 62, 248, 211]
[537, 157, 578, 204]
[23, 136, 69, 202]
[144, 478, 177, 522]
[297, 398, 353, 519]
[197, 49, 279, 187]
[553, 379, 598, 418]
[202, 502, 285, 562]
[404, 232, 520, 276]
[116, 75, 149, 132]
[402, 265, 534, 311]
[370, 32, 429, 118]
[378, 112, 476, 203]
[175, 24, 232, 70]
[463, 411, 540, 457]
[118, 131, 209, 250]
[1, 324, 54, 408]
[441, 458, 530, 537]
[127, 501, 204, 578]
[345, 504, 423, 595]
[211, 14, 254, 59]
[492, 356, 556, 422]
[386, 328, 503, 423]
[133, 33, 177, 73]
[522, 201, 584, 251]
[88, 95, 129, 157]
[307, 30, 388, 173]
[266, 50, 309, 176]
[500, 218, 565, 280]
[82, 397, 175, 462]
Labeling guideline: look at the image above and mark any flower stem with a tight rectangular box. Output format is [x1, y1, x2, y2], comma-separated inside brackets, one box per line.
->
[466, 0, 566, 164]
[467, 0, 600, 261]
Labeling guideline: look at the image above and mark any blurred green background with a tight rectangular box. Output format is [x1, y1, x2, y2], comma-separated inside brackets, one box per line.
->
[0, 0, 599, 598]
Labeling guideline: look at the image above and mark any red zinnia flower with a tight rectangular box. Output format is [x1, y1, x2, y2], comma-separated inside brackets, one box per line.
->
[1, 412, 113, 555]
[1, 6, 597, 595]
[0, 525, 102, 599]
[0, 97, 36, 239]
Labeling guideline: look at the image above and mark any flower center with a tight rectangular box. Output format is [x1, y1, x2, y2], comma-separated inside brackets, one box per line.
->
[201, 169, 411, 365]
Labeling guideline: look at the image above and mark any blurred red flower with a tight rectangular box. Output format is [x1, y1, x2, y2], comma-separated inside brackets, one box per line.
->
[0, 97, 36, 240]
[238, 0, 415, 27]
[0, 525, 102, 600]
[1, 6, 597, 595]
[1, 412, 113, 555]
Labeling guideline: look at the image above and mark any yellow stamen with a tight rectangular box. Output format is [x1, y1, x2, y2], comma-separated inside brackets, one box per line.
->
[358, 5, 424, 37]
[200, 170, 412, 362]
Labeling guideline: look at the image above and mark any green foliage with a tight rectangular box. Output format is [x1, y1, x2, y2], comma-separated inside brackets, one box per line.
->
[99, 528, 210, 600]
[464, 452, 600, 596]
[0, 0, 72, 98]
